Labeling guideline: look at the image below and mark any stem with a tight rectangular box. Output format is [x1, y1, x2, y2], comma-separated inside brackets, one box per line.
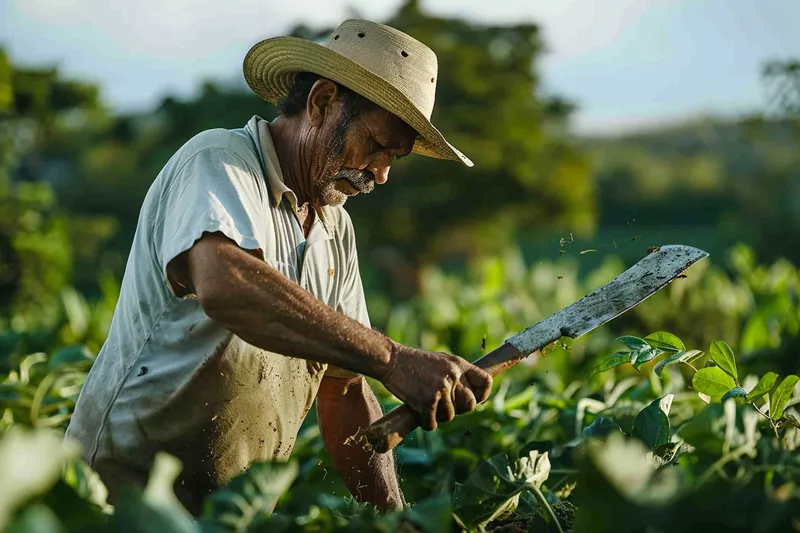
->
[528, 484, 565, 533]
[748, 402, 780, 439]
[697, 445, 756, 487]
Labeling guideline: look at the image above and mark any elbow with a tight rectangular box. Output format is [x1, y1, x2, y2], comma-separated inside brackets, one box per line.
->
[195, 281, 234, 323]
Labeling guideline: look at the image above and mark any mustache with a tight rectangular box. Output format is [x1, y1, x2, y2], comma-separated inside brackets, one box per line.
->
[335, 168, 375, 194]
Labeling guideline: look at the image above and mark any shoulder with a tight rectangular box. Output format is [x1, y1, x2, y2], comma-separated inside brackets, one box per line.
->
[170, 127, 260, 174]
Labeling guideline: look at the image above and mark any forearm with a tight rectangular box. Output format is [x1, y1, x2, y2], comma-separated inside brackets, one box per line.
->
[188, 234, 394, 379]
[317, 376, 403, 511]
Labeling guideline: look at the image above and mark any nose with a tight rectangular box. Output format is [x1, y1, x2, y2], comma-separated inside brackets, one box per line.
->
[368, 152, 394, 185]
[372, 165, 390, 185]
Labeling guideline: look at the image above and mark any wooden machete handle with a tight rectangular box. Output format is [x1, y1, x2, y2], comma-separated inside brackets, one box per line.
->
[363, 342, 527, 454]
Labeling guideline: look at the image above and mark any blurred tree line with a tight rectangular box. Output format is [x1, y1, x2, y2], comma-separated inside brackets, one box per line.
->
[1, 0, 799, 355]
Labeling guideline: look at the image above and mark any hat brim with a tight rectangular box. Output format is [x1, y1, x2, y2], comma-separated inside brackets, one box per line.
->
[243, 36, 473, 167]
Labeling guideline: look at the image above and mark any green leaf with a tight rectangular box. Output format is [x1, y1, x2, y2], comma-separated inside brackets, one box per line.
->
[615, 336, 660, 371]
[582, 417, 623, 439]
[0, 427, 81, 530]
[769, 375, 799, 420]
[617, 336, 650, 350]
[201, 460, 298, 531]
[631, 345, 659, 371]
[110, 486, 199, 533]
[709, 340, 738, 381]
[4, 504, 66, 533]
[644, 332, 685, 353]
[721, 387, 747, 402]
[654, 349, 703, 377]
[632, 395, 673, 449]
[403, 495, 454, 533]
[746, 372, 779, 402]
[692, 367, 736, 399]
[41, 480, 109, 532]
[590, 352, 633, 377]
[452, 450, 551, 531]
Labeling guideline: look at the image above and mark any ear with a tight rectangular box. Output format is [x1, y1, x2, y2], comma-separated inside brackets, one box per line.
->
[306, 79, 340, 128]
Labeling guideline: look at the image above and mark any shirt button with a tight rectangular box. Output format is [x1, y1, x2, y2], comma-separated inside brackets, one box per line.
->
[328, 269, 335, 276]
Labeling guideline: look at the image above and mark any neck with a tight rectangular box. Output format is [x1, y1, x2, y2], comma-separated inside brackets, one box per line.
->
[268, 116, 321, 211]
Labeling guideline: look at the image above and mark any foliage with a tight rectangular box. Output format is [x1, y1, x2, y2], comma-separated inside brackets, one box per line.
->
[763, 59, 800, 116]
[1, 243, 799, 531]
[0, 322, 798, 532]
[2, 4, 800, 532]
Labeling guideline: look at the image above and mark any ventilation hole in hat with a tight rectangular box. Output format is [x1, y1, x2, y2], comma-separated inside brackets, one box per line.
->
[358, 32, 365, 38]
[334, 35, 339, 40]
[431, 77, 435, 83]
[401, 50, 408, 57]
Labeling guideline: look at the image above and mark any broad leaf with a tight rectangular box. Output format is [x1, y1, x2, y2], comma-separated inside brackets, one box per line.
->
[582, 417, 623, 439]
[110, 486, 199, 533]
[644, 332, 685, 353]
[692, 367, 736, 399]
[0, 427, 81, 530]
[769, 375, 800, 420]
[721, 387, 747, 402]
[403, 495, 453, 533]
[632, 396, 673, 449]
[651, 441, 682, 465]
[591, 352, 632, 377]
[631, 345, 659, 371]
[654, 350, 703, 377]
[616, 336, 651, 350]
[710, 340, 738, 381]
[615, 336, 659, 371]
[747, 372, 779, 402]
[201, 460, 298, 531]
[4, 504, 66, 533]
[452, 451, 550, 531]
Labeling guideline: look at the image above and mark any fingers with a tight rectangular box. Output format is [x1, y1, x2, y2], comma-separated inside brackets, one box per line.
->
[421, 391, 440, 432]
[453, 381, 477, 414]
[436, 385, 456, 423]
[465, 366, 493, 404]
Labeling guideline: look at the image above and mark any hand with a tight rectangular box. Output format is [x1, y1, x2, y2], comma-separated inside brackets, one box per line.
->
[380, 341, 493, 431]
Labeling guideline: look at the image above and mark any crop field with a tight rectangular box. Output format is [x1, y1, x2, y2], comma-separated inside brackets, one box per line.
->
[1, 244, 798, 533]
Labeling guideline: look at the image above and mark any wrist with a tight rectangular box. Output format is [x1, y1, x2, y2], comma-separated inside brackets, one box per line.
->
[375, 337, 402, 384]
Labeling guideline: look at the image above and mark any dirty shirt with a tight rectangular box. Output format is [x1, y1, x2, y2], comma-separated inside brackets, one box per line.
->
[64, 115, 369, 512]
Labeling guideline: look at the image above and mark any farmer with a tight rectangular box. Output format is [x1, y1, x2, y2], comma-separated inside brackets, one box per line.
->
[64, 19, 492, 515]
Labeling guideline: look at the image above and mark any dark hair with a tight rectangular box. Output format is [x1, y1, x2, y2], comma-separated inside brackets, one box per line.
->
[277, 72, 376, 119]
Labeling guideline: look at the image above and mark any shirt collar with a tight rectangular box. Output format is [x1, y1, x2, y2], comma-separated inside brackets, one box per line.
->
[246, 115, 333, 236]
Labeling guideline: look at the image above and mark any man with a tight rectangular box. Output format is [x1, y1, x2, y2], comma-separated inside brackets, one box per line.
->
[65, 19, 492, 515]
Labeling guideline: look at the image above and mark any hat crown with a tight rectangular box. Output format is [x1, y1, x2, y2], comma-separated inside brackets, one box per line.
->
[323, 19, 438, 119]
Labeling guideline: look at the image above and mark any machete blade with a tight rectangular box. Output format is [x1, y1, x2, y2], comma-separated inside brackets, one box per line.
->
[507, 244, 709, 356]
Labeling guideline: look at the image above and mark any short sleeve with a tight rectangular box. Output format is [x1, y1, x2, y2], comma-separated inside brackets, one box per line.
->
[325, 221, 371, 380]
[155, 147, 267, 296]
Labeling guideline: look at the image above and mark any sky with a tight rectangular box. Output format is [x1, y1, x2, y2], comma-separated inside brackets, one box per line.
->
[3, 0, 799, 135]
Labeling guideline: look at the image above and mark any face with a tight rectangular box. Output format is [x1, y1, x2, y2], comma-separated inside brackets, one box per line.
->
[309, 86, 418, 207]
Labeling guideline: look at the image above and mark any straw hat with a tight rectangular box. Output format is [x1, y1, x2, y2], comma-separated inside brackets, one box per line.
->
[242, 19, 473, 167]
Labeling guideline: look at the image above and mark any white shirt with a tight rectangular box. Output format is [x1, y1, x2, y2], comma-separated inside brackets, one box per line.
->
[65, 115, 370, 511]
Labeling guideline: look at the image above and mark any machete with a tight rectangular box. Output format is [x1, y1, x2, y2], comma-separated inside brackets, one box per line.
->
[363, 244, 709, 453]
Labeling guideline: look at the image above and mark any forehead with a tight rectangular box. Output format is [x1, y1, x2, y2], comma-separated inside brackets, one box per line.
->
[356, 106, 418, 149]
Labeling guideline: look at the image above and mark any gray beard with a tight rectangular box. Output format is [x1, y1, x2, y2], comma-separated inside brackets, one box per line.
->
[318, 167, 375, 207]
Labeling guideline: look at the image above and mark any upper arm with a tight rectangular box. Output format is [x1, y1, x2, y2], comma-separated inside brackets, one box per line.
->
[154, 145, 267, 298]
